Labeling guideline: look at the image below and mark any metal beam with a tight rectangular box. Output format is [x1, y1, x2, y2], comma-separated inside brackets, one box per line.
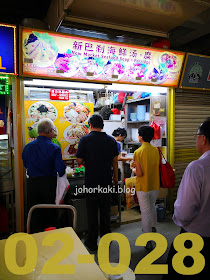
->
[64, 16, 169, 38]
[45, 0, 75, 31]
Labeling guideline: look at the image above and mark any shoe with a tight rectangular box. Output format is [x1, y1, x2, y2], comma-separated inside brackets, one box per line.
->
[84, 240, 98, 252]
[142, 227, 157, 233]
[145, 241, 154, 250]
[152, 227, 157, 232]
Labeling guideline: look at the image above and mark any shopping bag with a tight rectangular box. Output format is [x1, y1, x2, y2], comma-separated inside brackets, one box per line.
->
[150, 120, 161, 139]
[55, 172, 70, 205]
[125, 177, 138, 210]
[158, 148, 175, 189]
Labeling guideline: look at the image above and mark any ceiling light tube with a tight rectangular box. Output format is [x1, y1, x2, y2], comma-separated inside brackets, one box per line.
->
[24, 79, 105, 89]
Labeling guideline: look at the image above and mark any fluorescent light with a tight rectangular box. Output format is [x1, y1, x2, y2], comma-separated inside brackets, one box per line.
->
[107, 83, 168, 93]
[24, 79, 105, 89]
[23, 79, 168, 93]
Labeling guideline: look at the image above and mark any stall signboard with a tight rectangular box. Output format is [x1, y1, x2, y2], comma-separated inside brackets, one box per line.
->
[179, 53, 210, 90]
[0, 24, 16, 75]
[50, 89, 69, 100]
[24, 100, 93, 160]
[20, 28, 185, 87]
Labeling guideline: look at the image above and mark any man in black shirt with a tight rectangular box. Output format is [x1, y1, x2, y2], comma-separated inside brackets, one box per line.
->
[76, 114, 118, 251]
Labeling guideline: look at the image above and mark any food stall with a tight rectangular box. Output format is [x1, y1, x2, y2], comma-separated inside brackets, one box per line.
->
[0, 23, 17, 233]
[18, 26, 185, 230]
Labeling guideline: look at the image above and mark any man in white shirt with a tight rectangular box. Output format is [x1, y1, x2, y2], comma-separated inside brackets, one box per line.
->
[164, 120, 210, 279]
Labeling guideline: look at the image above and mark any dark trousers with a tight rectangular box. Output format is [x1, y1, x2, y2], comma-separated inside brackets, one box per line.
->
[163, 228, 210, 280]
[27, 176, 57, 233]
[85, 192, 111, 248]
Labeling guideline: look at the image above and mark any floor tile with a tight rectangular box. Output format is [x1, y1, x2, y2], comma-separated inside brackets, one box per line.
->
[82, 215, 180, 280]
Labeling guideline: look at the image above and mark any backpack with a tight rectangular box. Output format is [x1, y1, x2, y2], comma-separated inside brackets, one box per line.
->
[158, 148, 175, 189]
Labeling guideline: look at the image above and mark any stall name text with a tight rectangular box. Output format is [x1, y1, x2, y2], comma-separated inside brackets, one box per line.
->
[72, 40, 152, 64]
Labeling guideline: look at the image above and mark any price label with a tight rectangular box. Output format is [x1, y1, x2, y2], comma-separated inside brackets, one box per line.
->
[2, 232, 205, 276]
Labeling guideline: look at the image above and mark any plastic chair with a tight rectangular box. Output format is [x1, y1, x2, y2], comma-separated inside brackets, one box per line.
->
[26, 204, 77, 234]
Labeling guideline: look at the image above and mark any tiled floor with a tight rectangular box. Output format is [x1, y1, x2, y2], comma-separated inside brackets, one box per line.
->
[83, 214, 180, 280]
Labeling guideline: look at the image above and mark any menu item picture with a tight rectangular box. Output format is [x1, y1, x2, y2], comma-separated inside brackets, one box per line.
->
[23, 31, 58, 67]
[146, 64, 168, 84]
[64, 139, 79, 157]
[54, 51, 80, 77]
[63, 123, 89, 143]
[159, 52, 181, 72]
[79, 57, 103, 79]
[103, 60, 125, 81]
[63, 102, 90, 123]
[126, 63, 148, 81]
[28, 101, 58, 122]
[28, 122, 39, 138]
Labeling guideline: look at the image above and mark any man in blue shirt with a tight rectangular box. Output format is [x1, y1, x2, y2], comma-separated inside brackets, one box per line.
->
[22, 118, 66, 233]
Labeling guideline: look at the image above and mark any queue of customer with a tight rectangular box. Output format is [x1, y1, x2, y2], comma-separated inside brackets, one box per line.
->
[22, 113, 210, 280]
[21, 116, 160, 249]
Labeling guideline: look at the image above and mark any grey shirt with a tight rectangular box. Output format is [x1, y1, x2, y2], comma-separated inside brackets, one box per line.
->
[173, 150, 210, 237]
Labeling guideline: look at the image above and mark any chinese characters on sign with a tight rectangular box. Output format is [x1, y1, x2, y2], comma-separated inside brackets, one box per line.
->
[50, 89, 69, 100]
[22, 29, 185, 87]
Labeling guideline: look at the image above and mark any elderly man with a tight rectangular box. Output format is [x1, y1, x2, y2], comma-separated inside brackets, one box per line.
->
[22, 118, 66, 233]
[164, 120, 210, 279]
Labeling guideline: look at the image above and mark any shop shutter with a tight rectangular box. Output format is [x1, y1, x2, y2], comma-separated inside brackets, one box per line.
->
[174, 91, 210, 202]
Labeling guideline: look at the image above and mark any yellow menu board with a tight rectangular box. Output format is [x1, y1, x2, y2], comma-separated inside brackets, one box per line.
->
[24, 100, 94, 159]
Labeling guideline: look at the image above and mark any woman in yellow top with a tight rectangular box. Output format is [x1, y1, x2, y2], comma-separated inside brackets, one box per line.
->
[130, 125, 160, 241]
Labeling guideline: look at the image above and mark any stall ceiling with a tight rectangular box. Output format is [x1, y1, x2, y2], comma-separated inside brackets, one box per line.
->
[1, 0, 210, 55]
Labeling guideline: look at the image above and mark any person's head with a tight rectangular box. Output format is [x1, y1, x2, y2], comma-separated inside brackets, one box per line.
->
[138, 125, 154, 143]
[112, 128, 127, 142]
[195, 120, 210, 154]
[88, 114, 104, 131]
[37, 118, 56, 140]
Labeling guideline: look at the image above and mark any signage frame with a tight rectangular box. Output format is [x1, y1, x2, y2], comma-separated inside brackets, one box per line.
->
[0, 23, 17, 75]
[179, 52, 210, 91]
[19, 26, 185, 88]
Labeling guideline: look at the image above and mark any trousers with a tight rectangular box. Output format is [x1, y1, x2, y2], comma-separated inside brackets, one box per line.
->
[27, 176, 57, 233]
[136, 190, 159, 233]
[85, 192, 111, 249]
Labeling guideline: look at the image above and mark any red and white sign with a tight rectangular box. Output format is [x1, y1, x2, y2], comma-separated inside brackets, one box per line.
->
[50, 89, 69, 100]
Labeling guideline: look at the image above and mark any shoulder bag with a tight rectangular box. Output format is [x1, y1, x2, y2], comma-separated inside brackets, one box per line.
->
[158, 148, 175, 189]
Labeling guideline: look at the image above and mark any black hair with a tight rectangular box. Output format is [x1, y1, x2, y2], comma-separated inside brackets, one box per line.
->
[112, 127, 127, 138]
[199, 120, 210, 143]
[138, 125, 154, 142]
[88, 114, 104, 129]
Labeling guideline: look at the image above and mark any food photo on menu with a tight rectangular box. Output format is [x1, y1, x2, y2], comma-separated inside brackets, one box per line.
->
[63, 102, 91, 123]
[79, 56, 104, 79]
[24, 100, 93, 160]
[54, 50, 80, 77]
[28, 101, 58, 122]
[23, 31, 59, 67]
[63, 123, 89, 158]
